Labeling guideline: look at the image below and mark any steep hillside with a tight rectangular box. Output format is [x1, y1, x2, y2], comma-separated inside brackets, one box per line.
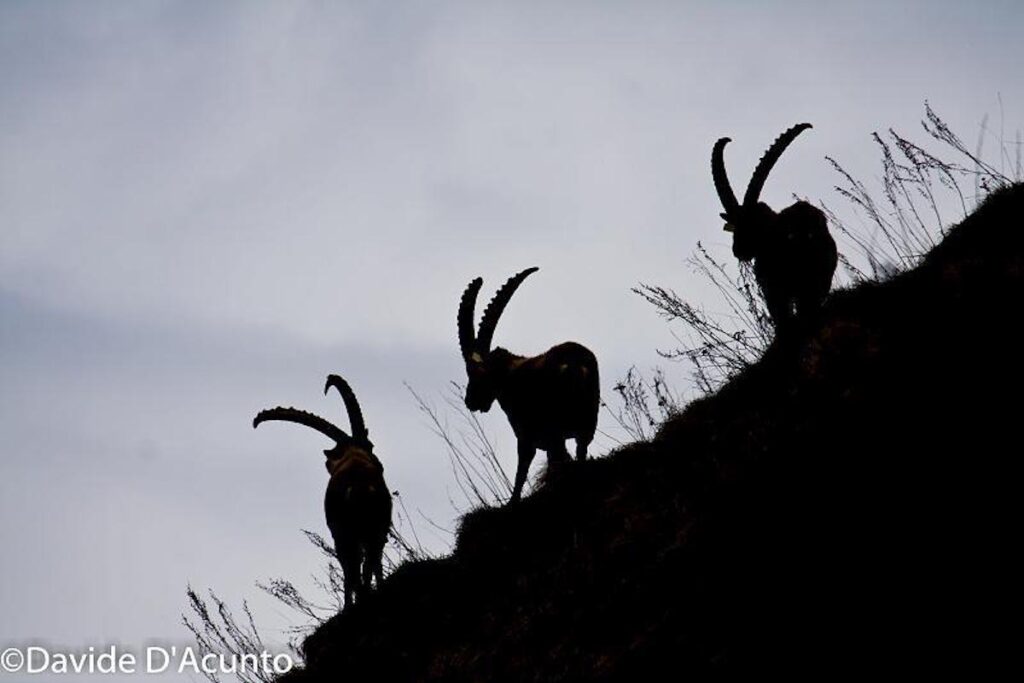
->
[282, 184, 1023, 680]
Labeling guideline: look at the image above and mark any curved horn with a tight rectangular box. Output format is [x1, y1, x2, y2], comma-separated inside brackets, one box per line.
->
[324, 374, 369, 444]
[742, 123, 812, 208]
[253, 407, 350, 445]
[476, 267, 539, 354]
[712, 137, 741, 220]
[458, 277, 483, 361]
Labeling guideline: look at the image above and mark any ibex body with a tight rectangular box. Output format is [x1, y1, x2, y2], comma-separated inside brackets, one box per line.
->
[458, 267, 600, 504]
[254, 374, 392, 607]
[712, 123, 838, 329]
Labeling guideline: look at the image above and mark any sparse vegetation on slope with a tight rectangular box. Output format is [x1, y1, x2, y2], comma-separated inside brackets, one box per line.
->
[277, 184, 1024, 680]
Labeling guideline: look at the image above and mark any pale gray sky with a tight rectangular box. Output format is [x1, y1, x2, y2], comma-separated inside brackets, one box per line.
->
[2, 1, 1021, 679]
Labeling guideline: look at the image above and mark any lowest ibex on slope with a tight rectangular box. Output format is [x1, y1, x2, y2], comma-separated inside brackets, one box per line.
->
[254, 374, 391, 607]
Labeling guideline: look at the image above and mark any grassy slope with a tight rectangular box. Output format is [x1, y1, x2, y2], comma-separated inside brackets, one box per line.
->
[283, 184, 1023, 681]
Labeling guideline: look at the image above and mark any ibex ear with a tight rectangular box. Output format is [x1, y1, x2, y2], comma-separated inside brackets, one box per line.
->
[470, 352, 484, 363]
[723, 222, 736, 233]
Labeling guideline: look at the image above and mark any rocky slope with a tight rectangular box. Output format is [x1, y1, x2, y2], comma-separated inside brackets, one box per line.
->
[282, 184, 1023, 680]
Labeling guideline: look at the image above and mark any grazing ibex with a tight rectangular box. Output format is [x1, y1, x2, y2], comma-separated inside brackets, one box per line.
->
[712, 123, 838, 329]
[457, 267, 600, 504]
[253, 374, 392, 607]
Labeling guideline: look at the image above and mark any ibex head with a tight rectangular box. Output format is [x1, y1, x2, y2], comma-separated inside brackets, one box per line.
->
[457, 266, 539, 413]
[253, 373, 373, 468]
[712, 123, 813, 261]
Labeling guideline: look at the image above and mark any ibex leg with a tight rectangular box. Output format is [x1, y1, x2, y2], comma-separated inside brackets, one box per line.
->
[336, 538, 361, 608]
[360, 544, 375, 597]
[575, 435, 591, 462]
[509, 441, 536, 504]
[549, 441, 571, 464]
[368, 535, 387, 589]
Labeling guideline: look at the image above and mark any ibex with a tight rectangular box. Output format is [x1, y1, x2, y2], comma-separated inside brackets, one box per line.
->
[712, 123, 838, 329]
[457, 267, 600, 504]
[253, 374, 392, 607]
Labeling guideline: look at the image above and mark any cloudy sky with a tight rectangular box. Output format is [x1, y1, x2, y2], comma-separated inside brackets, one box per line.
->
[2, 0, 1021, 678]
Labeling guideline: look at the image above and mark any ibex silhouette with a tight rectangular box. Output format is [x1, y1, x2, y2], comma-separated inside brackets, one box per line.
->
[254, 374, 392, 607]
[457, 267, 600, 504]
[712, 123, 838, 329]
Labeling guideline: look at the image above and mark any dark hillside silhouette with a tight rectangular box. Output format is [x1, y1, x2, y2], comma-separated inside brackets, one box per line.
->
[280, 184, 1023, 680]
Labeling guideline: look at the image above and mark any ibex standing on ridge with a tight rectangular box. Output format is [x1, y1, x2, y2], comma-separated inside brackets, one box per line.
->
[253, 374, 392, 607]
[712, 123, 838, 329]
[457, 267, 600, 504]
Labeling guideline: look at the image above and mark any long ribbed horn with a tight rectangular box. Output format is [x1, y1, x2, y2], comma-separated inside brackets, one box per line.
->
[743, 123, 812, 208]
[477, 267, 539, 354]
[324, 374, 369, 445]
[253, 407, 350, 445]
[458, 277, 483, 361]
[712, 137, 741, 220]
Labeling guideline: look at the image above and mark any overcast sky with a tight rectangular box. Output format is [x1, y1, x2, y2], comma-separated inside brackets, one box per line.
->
[2, 1, 1021, 679]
